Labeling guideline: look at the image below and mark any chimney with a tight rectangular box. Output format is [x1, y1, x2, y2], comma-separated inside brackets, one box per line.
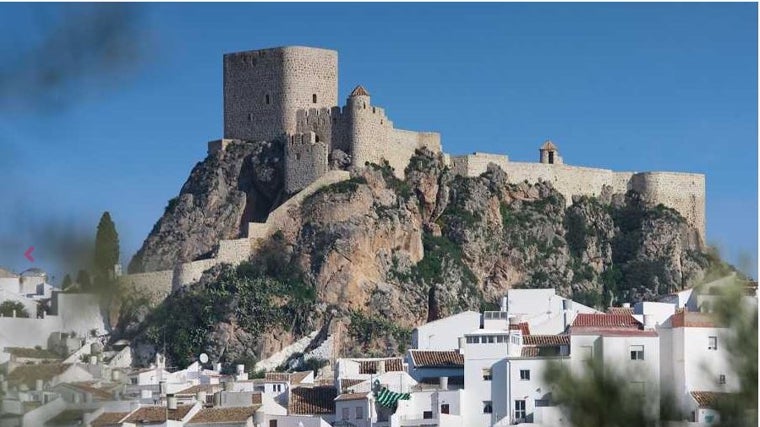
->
[159, 380, 167, 397]
[439, 376, 448, 390]
[458, 337, 465, 355]
[500, 296, 508, 312]
[167, 394, 177, 410]
[643, 314, 655, 329]
[236, 364, 245, 375]
[377, 360, 386, 375]
[35, 379, 43, 391]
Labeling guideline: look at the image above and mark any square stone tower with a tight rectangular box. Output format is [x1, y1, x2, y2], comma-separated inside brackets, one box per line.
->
[223, 46, 338, 142]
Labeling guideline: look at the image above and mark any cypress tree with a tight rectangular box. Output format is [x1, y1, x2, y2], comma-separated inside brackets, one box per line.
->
[94, 211, 120, 279]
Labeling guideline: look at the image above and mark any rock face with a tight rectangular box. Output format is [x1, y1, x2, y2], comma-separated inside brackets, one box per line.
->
[125, 143, 720, 368]
[128, 140, 284, 273]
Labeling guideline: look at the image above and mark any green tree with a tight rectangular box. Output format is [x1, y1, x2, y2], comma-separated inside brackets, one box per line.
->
[76, 269, 91, 291]
[94, 211, 120, 280]
[0, 301, 29, 318]
[61, 274, 73, 290]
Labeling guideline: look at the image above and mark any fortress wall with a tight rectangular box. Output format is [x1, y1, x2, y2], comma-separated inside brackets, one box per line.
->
[119, 270, 174, 303]
[173, 259, 217, 291]
[500, 162, 619, 206]
[217, 238, 253, 264]
[207, 139, 234, 155]
[630, 172, 706, 240]
[450, 153, 510, 177]
[284, 132, 329, 193]
[295, 106, 347, 152]
[382, 129, 441, 178]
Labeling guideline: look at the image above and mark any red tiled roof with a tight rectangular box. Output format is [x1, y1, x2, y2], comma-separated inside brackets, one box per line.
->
[187, 406, 260, 424]
[671, 311, 717, 328]
[124, 405, 194, 423]
[690, 391, 732, 408]
[521, 347, 540, 357]
[358, 358, 403, 374]
[335, 392, 369, 401]
[572, 328, 658, 337]
[341, 378, 364, 389]
[90, 412, 129, 427]
[251, 392, 262, 405]
[409, 350, 464, 368]
[607, 307, 635, 315]
[572, 313, 641, 328]
[349, 85, 370, 97]
[264, 372, 290, 382]
[63, 382, 114, 401]
[523, 335, 569, 346]
[509, 322, 531, 335]
[289, 386, 337, 415]
[176, 383, 222, 396]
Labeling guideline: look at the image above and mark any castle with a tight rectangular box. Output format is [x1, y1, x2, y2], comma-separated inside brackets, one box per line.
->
[123, 45, 706, 303]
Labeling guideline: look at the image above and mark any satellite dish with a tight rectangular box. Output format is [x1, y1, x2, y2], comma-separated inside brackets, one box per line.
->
[199, 353, 209, 364]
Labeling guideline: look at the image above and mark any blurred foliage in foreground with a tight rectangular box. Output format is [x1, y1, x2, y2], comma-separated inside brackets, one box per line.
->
[544, 275, 757, 427]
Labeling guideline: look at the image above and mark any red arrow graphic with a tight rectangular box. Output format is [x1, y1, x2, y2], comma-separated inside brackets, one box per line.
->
[24, 247, 34, 262]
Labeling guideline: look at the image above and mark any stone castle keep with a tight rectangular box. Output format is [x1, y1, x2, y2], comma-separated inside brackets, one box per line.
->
[124, 45, 706, 302]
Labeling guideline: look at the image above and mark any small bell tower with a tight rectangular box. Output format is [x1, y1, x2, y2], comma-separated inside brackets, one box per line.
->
[539, 140, 562, 165]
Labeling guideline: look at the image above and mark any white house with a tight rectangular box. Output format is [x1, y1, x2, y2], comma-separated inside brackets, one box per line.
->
[412, 311, 481, 351]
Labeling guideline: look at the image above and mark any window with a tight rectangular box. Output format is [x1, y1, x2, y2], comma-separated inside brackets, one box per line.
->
[484, 335, 495, 344]
[719, 374, 726, 385]
[630, 345, 645, 360]
[356, 406, 363, 419]
[130, 378, 137, 385]
[441, 404, 450, 414]
[342, 408, 349, 420]
[466, 336, 479, 344]
[497, 335, 508, 343]
[423, 411, 433, 419]
[520, 369, 531, 380]
[265, 94, 270, 105]
[515, 400, 526, 420]
[708, 336, 718, 350]
[483, 401, 493, 414]
[482, 368, 492, 381]
[269, 421, 277, 427]
[248, 113, 253, 121]
[313, 94, 317, 103]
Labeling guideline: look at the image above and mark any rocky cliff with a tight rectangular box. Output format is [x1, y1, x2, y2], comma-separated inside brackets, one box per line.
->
[122, 142, 724, 369]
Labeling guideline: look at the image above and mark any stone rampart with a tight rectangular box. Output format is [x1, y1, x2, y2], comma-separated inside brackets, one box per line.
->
[630, 171, 705, 240]
[119, 270, 174, 303]
[284, 132, 329, 193]
[452, 157, 705, 242]
[172, 259, 217, 291]
[450, 152, 510, 177]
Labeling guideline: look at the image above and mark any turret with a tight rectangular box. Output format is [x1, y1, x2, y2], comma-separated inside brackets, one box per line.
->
[539, 140, 563, 165]
[347, 85, 377, 168]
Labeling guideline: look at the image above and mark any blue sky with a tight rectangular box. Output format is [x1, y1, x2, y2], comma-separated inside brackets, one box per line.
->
[0, 3, 756, 281]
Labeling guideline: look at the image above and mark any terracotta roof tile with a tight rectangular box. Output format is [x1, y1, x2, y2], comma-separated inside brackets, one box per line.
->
[335, 392, 369, 401]
[187, 406, 260, 424]
[8, 363, 70, 388]
[509, 322, 531, 335]
[90, 412, 129, 427]
[124, 405, 194, 423]
[409, 350, 464, 368]
[176, 383, 222, 396]
[540, 140, 558, 150]
[671, 311, 718, 328]
[64, 382, 114, 400]
[290, 371, 312, 385]
[690, 391, 732, 408]
[349, 85, 370, 97]
[289, 386, 337, 415]
[572, 313, 641, 328]
[358, 358, 403, 374]
[607, 307, 635, 315]
[340, 378, 365, 392]
[264, 372, 290, 382]
[523, 335, 569, 346]
[521, 347, 540, 358]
